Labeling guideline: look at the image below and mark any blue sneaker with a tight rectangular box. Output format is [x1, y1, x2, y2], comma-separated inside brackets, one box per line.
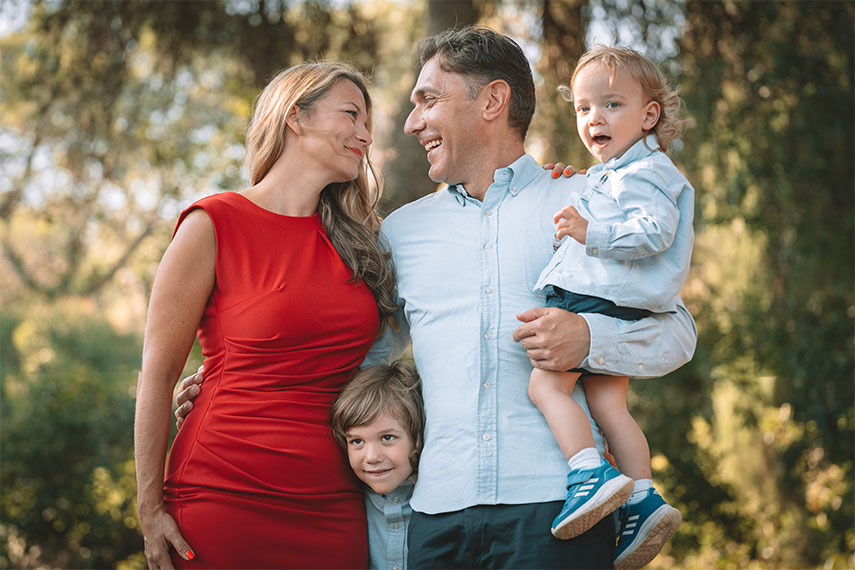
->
[551, 458, 633, 540]
[614, 488, 682, 570]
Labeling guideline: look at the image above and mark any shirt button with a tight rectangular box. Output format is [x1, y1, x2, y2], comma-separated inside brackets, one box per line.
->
[485, 243, 494, 250]
[485, 209, 493, 216]
[598, 356, 605, 365]
[511, 186, 518, 192]
[591, 247, 599, 255]
[483, 433, 491, 441]
[393, 523, 400, 530]
[637, 363, 644, 371]
[393, 566, 398, 570]
[483, 381, 490, 389]
[484, 332, 491, 339]
[485, 287, 493, 294]
[393, 497, 399, 503]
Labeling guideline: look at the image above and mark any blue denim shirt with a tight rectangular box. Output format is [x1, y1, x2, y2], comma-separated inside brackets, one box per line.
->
[365, 481, 413, 570]
[365, 154, 697, 514]
[534, 135, 694, 312]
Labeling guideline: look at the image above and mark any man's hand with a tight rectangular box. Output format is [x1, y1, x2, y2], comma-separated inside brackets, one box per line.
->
[554, 205, 588, 244]
[512, 307, 591, 370]
[174, 365, 204, 430]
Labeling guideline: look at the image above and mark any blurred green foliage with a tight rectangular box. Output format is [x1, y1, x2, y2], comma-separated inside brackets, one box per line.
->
[1, 304, 142, 568]
[0, 0, 852, 568]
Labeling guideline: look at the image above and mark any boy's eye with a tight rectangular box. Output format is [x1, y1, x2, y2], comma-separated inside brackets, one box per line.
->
[347, 438, 363, 446]
[345, 110, 358, 119]
[381, 434, 396, 442]
[577, 105, 589, 113]
[606, 102, 620, 109]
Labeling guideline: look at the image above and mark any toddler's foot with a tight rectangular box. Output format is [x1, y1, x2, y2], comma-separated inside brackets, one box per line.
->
[550, 458, 633, 540]
[614, 488, 682, 570]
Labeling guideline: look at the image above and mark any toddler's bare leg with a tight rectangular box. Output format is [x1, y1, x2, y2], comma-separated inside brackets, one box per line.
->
[581, 375, 651, 480]
[529, 368, 595, 459]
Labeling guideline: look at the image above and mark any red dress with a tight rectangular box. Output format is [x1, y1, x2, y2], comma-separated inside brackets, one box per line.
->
[163, 192, 377, 569]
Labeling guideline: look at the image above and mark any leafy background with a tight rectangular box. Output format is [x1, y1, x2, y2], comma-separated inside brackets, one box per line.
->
[0, 1, 852, 568]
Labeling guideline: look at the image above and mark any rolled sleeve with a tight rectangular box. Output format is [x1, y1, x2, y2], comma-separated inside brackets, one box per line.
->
[581, 302, 697, 378]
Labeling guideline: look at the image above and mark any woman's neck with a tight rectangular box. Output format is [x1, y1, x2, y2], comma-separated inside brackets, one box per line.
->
[243, 154, 326, 216]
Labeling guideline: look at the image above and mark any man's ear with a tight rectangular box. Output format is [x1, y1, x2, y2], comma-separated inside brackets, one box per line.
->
[482, 79, 512, 123]
[285, 105, 304, 136]
[642, 100, 661, 131]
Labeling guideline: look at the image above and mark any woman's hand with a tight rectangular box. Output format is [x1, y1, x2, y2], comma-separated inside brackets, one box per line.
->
[139, 504, 195, 570]
[542, 162, 586, 179]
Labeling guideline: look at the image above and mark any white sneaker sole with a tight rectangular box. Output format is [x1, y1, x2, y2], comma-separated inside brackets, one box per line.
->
[614, 504, 682, 570]
[551, 474, 633, 540]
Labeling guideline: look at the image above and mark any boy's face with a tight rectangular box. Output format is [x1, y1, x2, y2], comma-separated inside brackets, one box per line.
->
[572, 64, 660, 163]
[345, 413, 415, 495]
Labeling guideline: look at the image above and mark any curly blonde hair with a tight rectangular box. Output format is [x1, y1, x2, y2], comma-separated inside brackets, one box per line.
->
[559, 45, 686, 152]
[244, 62, 397, 336]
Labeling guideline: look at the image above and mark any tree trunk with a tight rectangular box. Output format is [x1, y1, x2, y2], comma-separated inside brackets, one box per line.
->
[534, 0, 588, 166]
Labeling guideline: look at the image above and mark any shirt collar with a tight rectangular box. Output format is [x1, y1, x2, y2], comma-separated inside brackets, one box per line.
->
[590, 134, 660, 174]
[365, 478, 415, 507]
[445, 154, 542, 205]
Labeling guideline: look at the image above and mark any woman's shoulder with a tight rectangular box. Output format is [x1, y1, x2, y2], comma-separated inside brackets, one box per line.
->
[187, 191, 249, 211]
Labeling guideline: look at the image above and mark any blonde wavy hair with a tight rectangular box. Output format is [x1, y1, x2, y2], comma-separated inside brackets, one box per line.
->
[244, 62, 397, 336]
[559, 45, 686, 152]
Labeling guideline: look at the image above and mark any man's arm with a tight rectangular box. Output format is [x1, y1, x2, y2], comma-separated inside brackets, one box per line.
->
[513, 303, 697, 378]
[361, 307, 411, 367]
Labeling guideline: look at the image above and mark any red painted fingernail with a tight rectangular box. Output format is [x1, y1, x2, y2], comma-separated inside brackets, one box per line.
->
[551, 171, 559, 179]
[186, 550, 195, 560]
[564, 168, 571, 175]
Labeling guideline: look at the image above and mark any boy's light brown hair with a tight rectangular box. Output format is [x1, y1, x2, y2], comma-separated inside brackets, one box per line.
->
[331, 360, 425, 473]
[560, 45, 686, 152]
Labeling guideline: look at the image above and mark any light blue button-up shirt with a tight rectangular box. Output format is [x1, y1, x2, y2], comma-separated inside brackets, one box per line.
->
[365, 481, 413, 570]
[365, 154, 697, 515]
[534, 135, 694, 312]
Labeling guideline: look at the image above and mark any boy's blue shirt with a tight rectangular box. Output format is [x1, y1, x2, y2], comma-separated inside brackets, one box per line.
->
[365, 480, 413, 570]
[534, 135, 695, 312]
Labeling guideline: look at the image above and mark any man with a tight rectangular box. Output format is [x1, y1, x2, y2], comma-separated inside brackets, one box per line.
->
[177, 26, 696, 569]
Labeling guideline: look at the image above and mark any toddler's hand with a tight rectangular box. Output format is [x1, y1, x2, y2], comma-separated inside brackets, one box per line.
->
[554, 205, 588, 244]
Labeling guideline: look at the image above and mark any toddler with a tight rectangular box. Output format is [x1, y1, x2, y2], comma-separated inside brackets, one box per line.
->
[331, 360, 424, 570]
[528, 45, 693, 570]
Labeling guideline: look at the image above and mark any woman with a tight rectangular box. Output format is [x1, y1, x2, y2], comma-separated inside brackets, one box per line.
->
[134, 62, 397, 569]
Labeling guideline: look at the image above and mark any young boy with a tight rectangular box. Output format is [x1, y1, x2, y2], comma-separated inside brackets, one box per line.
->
[528, 46, 693, 570]
[331, 360, 424, 570]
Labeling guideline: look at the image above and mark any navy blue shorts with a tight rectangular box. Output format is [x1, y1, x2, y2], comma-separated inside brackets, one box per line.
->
[543, 285, 653, 321]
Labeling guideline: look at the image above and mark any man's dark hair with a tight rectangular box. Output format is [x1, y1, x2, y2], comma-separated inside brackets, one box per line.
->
[416, 26, 536, 141]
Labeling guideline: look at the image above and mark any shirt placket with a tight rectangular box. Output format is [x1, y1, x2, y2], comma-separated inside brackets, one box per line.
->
[475, 174, 507, 504]
[383, 492, 405, 570]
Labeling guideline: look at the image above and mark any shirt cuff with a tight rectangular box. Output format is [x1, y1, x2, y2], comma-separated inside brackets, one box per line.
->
[585, 222, 610, 257]
[578, 312, 645, 377]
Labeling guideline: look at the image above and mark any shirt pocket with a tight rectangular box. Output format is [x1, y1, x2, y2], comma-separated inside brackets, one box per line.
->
[523, 228, 555, 292]
[583, 180, 626, 226]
